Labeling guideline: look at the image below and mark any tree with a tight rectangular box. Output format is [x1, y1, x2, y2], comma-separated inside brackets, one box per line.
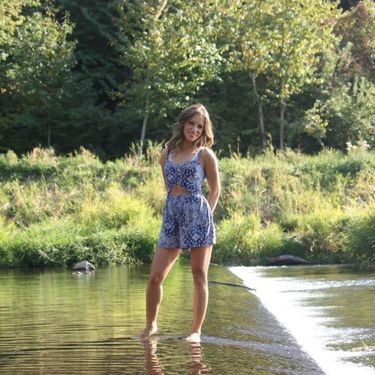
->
[54, 0, 127, 109]
[230, 0, 340, 151]
[0, 0, 40, 90]
[0, 0, 76, 148]
[298, 1, 375, 150]
[334, 0, 375, 83]
[115, 0, 223, 150]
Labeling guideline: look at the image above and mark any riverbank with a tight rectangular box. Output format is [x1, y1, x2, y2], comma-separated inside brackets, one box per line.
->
[0, 146, 374, 269]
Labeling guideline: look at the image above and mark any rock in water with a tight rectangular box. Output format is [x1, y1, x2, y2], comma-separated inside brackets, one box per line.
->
[266, 255, 309, 266]
[72, 261, 95, 271]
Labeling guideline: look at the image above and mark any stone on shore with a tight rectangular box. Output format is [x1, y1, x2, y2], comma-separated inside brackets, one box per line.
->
[72, 261, 96, 271]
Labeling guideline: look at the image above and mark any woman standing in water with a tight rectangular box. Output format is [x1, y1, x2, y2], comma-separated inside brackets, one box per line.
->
[140, 103, 220, 343]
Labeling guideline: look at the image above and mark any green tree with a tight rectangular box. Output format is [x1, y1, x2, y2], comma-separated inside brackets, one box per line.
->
[0, 0, 76, 148]
[0, 0, 39, 91]
[334, 0, 375, 83]
[296, 1, 375, 150]
[227, 1, 273, 149]
[54, 0, 127, 108]
[230, 0, 340, 151]
[115, 0, 223, 149]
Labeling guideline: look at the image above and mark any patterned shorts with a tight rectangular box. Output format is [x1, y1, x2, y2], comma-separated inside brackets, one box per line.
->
[157, 193, 216, 250]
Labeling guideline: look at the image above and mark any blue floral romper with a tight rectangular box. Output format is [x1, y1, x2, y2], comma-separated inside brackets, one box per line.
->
[157, 148, 216, 250]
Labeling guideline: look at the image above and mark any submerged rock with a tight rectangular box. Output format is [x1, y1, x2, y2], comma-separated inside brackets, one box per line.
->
[266, 255, 309, 266]
[72, 261, 96, 272]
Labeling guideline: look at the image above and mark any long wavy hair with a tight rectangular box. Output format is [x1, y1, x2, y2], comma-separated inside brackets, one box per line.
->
[166, 104, 214, 152]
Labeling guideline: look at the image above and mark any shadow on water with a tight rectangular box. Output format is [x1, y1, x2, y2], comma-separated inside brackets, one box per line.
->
[0, 263, 323, 374]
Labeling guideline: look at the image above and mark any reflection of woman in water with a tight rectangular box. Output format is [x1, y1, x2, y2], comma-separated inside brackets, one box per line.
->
[143, 337, 211, 375]
[140, 104, 220, 343]
[143, 338, 163, 374]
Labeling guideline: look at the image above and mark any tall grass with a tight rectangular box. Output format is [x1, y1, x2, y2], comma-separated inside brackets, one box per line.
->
[215, 147, 375, 268]
[0, 146, 374, 269]
[0, 147, 162, 267]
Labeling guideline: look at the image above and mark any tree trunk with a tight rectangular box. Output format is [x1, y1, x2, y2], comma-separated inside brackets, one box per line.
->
[251, 75, 266, 149]
[139, 88, 150, 157]
[140, 111, 149, 155]
[279, 101, 286, 152]
[139, 63, 152, 156]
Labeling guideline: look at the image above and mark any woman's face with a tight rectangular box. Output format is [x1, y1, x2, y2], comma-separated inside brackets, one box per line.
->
[183, 114, 205, 144]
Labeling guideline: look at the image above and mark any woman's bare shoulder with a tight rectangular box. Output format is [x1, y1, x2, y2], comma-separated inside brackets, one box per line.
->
[201, 147, 217, 162]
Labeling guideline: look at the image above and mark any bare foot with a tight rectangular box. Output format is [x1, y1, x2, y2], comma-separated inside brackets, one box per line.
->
[139, 324, 158, 341]
[186, 332, 201, 343]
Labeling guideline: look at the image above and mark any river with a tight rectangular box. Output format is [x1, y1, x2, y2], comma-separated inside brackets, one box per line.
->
[0, 263, 373, 374]
[231, 265, 375, 375]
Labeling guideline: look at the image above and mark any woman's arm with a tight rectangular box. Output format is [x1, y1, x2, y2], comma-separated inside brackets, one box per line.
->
[202, 148, 220, 213]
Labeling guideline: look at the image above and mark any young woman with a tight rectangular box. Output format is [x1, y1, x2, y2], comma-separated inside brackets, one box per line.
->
[140, 103, 220, 343]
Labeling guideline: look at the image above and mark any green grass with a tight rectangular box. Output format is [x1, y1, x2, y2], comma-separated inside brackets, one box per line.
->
[0, 146, 374, 269]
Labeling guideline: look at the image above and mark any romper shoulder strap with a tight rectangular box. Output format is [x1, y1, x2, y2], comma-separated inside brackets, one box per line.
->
[196, 148, 204, 161]
[166, 147, 173, 160]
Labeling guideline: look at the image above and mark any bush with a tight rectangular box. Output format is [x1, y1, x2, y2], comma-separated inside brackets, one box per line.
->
[77, 184, 153, 230]
[286, 209, 349, 263]
[343, 205, 375, 270]
[1, 146, 374, 268]
[214, 212, 285, 265]
[2, 214, 160, 267]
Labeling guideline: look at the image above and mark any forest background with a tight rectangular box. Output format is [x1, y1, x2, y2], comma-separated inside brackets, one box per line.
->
[1, 0, 375, 158]
[0, 0, 374, 269]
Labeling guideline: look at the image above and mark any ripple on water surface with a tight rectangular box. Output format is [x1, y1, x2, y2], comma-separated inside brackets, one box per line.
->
[0, 264, 323, 374]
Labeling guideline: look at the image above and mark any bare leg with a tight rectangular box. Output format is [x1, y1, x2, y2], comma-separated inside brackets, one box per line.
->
[139, 247, 181, 340]
[186, 245, 212, 342]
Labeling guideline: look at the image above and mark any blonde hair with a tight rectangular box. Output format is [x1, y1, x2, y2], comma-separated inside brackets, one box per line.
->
[166, 104, 214, 152]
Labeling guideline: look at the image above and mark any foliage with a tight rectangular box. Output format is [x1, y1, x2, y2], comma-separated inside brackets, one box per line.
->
[291, 1, 375, 151]
[1, 147, 374, 268]
[0, 1, 375, 159]
[0, 1, 76, 128]
[343, 204, 375, 269]
[334, 0, 375, 82]
[322, 77, 375, 149]
[214, 213, 284, 265]
[226, 0, 340, 150]
[214, 148, 375, 266]
[2, 219, 159, 267]
[115, 0, 223, 143]
[54, 0, 127, 104]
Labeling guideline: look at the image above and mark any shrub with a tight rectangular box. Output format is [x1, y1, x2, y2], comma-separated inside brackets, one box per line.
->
[343, 205, 375, 269]
[214, 212, 284, 265]
[287, 209, 349, 263]
[2, 215, 160, 267]
[1, 146, 375, 268]
[77, 184, 153, 230]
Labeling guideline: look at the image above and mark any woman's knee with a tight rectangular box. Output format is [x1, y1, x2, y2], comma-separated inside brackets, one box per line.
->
[149, 272, 164, 286]
[191, 267, 207, 285]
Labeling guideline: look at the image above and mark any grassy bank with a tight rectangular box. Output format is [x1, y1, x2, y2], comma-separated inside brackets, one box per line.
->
[0, 146, 374, 269]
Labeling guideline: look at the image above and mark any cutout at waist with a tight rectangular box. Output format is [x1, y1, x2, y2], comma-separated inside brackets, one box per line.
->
[169, 184, 192, 196]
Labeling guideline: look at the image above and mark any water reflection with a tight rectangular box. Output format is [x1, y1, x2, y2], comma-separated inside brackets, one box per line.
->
[142, 337, 211, 375]
[0, 264, 324, 374]
[188, 341, 211, 374]
[142, 338, 163, 374]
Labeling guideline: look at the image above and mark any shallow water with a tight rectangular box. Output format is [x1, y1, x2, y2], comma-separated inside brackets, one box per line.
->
[0, 263, 321, 374]
[231, 265, 375, 375]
